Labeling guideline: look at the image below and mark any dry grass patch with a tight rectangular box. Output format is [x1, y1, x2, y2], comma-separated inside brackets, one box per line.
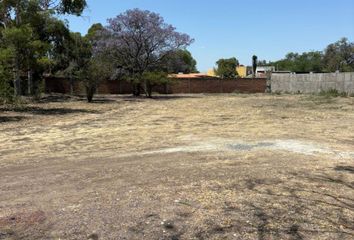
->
[0, 94, 353, 239]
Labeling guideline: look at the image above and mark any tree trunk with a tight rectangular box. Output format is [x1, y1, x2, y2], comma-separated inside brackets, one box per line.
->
[133, 83, 141, 97]
[13, 2, 21, 96]
[144, 80, 152, 98]
[13, 56, 21, 96]
[69, 76, 74, 95]
[86, 85, 96, 103]
[27, 69, 33, 95]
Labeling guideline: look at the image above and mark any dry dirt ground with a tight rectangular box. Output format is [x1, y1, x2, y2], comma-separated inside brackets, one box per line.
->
[0, 94, 353, 240]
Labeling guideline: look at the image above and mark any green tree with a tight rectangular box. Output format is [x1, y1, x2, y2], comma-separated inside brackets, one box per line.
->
[0, 47, 14, 102]
[323, 38, 354, 72]
[86, 23, 104, 42]
[270, 38, 353, 73]
[60, 24, 111, 102]
[1, 25, 34, 95]
[215, 57, 239, 78]
[0, 0, 86, 97]
[164, 49, 198, 74]
[142, 71, 168, 98]
[271, 51, 324, 73]
[78, 56, 112, 102]
[252, 55, 258, 78]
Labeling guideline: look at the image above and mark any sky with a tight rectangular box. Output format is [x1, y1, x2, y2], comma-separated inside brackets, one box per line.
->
[64, 0, 354, 72]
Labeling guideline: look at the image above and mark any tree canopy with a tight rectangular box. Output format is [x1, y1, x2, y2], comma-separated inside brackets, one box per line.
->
[0, 0, 87, 98]
[270, 38, 354, 73]
[215, 57, 239, 78]
[163, 49, 198, 74]
[96, 8, 194, 96]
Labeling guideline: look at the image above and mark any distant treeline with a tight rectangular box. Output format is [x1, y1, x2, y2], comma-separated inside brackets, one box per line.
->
[260, 38, 354, 73]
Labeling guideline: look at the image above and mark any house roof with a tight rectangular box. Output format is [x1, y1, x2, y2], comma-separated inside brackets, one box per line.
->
[168, 73, 217, 79]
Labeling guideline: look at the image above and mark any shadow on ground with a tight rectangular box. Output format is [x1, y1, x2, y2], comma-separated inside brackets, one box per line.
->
[122, 95, 201, 102]
[0, 116, 26, 123]
[1, 106, 99, 115]
[335, 166, 354, 174]
[127, 167, 354, 239]
[36, 94, 116, 104]
[37, 94, 75, 103]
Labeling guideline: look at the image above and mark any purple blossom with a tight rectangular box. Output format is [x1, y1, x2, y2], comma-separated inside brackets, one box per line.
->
[95, 9, 194, 74]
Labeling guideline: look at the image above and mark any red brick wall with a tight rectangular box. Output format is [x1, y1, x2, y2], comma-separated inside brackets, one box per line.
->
[45, 77, 86, 94]
[168, 78, 267, 93]
[97, 80, 133, 94]
[45, 77, 71, 94]
[221, 78, 267, 93]
[45, 77, 267, 94]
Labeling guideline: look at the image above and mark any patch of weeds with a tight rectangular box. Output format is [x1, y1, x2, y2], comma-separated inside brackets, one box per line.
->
[272, 90, 282, 95]
[319, 89, 348, 98]
[303, 94, 335, 105]
[302, 89, 350, 105]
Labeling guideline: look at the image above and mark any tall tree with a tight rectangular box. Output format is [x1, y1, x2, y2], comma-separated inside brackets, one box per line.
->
[81, 24, 112, 102]
[59, 23, 111, 102]
[0, 0, 87, 96]
[97, 9, 193, 96]
[0, 45, 14, 102]
[215, 57, 239, 78]
[252, 55, 258, 78]
[323, 38, 354, 72]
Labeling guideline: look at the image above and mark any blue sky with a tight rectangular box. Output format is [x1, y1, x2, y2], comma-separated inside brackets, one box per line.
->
[64, 0, 354, 72]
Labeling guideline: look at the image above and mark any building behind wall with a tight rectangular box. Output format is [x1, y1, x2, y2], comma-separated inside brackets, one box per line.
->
[256, 66, 275, 77]
[236, 65, 247, 77]
[206, 65, 251, 78]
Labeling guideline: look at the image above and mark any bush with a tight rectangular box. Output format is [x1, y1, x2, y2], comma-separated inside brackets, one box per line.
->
[0, 67, 14, 104]
[142, 71, 168, 97]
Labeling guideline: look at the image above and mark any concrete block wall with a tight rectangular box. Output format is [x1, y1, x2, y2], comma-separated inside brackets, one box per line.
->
[271, 72, 354, 94]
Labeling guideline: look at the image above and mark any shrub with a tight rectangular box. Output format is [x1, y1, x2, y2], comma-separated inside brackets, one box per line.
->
[0, 66, 14, 104]
[319, 89, 348, 98]
[142, 71, 169, 98]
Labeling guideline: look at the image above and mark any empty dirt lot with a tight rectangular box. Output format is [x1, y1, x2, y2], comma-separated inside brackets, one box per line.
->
[0, 94, 353, 240]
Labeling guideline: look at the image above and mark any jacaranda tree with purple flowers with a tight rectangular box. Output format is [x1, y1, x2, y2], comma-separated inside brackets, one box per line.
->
[97, 9, 194, 97]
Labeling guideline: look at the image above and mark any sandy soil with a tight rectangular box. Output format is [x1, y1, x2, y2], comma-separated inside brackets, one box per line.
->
[0, 94, 353, 239]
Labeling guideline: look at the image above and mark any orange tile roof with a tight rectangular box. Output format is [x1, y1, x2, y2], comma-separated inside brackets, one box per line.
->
[168, 73, 216, 79]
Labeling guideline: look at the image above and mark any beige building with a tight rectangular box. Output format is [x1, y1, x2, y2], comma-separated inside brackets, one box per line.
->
[207, 65, 248, 77]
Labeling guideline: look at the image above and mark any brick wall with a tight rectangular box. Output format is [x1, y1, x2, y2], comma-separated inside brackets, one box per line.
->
[45, 77, 267, 94]
[168, 78, 267, 93]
